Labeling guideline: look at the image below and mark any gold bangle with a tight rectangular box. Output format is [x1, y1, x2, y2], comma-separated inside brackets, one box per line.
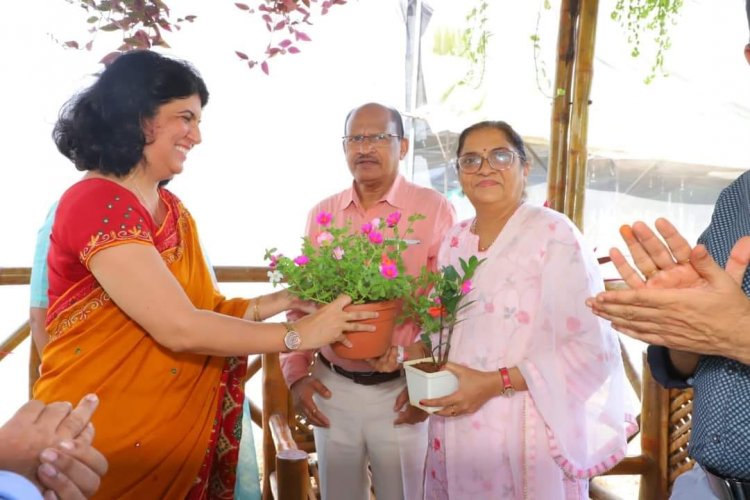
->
[252, 296, 262, 322]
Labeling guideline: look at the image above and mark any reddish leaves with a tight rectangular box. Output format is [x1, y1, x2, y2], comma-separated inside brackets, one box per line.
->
[62, 0, 346, 74]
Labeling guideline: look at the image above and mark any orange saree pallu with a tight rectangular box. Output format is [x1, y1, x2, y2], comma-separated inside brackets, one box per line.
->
[34, 180, 250, 499]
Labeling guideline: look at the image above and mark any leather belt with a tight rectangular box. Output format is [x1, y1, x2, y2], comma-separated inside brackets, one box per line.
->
[318, 354, 402, 386]
[705, 467, 750, 500]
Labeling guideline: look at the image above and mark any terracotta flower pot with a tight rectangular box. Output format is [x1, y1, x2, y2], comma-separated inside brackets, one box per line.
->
[403, 357, 458, 413]
[331, 299, 401, 360]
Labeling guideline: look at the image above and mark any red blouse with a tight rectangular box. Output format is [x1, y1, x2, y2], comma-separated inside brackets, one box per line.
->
[46, 178, 174, 318]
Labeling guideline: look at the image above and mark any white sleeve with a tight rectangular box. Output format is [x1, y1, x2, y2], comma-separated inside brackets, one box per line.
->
[0, 471, 43, 500]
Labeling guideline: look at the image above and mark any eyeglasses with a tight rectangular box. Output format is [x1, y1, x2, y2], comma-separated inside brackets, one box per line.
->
[342, 133, 401, 148]
[456, 148, 519, 173]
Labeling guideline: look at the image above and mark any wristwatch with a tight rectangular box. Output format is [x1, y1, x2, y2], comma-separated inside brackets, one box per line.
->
[282, 322, 302, 351]
[499, 367, 515, 397]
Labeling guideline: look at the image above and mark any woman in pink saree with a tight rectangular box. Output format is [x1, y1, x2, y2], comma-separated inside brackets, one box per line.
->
[413, 121, 637, 499]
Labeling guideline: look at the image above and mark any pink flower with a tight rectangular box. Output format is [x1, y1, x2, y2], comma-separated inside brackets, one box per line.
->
[332, 247, 344, 260]
[370, 217, 381, 228]
[316, 211, 332, 226]
[268, 253, 283, 269]
[516, 311, 530, 324]
[368, 231, 384, 244]
[433, 296, 441, 305]
[450, 236, 459, 248]
[315, 231, 334, 245]
[460, 280, 472, 294]
[293, 255, 309, 266]
[386, 211, 401, 227]
[361, 222, 373, 234]
[380, 262, 399, 279]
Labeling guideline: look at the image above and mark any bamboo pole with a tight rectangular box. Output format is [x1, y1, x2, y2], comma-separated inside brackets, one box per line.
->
[639, 352, 669, 500]
[547, 0, 580, 211]
[564, 0, 599, 229]
[29, 338, 40, 398]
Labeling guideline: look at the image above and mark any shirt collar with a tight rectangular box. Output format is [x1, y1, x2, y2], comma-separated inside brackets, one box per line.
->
[338, 174, 405, 212]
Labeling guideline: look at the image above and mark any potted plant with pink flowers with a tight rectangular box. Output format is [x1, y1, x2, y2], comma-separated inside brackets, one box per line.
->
[265, 211, 423, 359]
[401, 255, 484, 412]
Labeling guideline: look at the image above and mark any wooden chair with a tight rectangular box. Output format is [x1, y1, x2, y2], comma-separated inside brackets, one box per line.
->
[261, 352, 319, 500]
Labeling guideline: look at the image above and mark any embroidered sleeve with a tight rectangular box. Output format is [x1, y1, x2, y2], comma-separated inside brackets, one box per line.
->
[55, 180, 156, 269]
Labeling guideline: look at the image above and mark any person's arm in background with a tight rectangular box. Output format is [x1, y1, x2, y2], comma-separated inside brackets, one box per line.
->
[28, 202, 58, 356]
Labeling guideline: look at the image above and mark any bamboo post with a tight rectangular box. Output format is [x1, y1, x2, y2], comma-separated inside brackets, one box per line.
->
[547, 0, 580, 211]
[262, 353, 283, 500]
[639, 352, 669, 500]
[29, 340, 40, 398]
[564, 0, 599, 229]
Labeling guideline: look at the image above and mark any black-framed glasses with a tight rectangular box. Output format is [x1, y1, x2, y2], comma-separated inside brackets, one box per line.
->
[342, 133, 401, 148]
[456, 148, 519, 173]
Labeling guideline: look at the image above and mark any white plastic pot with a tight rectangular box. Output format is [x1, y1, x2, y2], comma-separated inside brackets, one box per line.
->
[403, 357, 459, 413]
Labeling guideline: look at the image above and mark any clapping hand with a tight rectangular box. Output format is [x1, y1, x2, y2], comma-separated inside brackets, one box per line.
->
[0, 393, 108, 499]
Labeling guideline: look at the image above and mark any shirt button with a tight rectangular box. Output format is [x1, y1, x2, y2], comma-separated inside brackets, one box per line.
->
[711, 434, 721, 444]
[727, 367, 736, 375]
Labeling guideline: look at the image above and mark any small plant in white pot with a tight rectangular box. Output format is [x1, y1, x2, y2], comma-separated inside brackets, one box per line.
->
[402, 255, 484, 413]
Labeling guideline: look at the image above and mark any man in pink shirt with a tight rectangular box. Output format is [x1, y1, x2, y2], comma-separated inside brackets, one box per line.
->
[281, 102, 456, 500]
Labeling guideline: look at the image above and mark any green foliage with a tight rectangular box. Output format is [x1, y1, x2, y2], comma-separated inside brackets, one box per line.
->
[265, 211, 424, 305]
[611, 0, 684, 83]
[433, 0, 490, 101]
[402, 255, 485, 367]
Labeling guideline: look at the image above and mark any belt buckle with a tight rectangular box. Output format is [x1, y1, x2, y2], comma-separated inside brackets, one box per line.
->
[351, 370, 376, 385]
[730, 480, 750, 500]
[706, 468, 745, 500]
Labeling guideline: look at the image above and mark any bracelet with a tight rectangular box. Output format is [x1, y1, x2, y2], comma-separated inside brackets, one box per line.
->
[396, 345, 406, 364]
[252, 296, 262, 322]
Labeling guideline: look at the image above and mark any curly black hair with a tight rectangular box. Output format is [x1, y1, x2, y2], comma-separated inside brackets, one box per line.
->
[53, 50, 209, 176]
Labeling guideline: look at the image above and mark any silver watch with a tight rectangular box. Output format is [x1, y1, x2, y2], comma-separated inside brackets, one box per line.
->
[282, 322, 302, 351]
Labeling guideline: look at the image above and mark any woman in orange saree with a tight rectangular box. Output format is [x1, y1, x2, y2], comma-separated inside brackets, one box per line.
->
[33, 50, 375, 499]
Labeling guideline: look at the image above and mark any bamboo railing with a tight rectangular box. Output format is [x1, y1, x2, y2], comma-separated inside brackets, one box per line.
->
[0, 266, 270, 425]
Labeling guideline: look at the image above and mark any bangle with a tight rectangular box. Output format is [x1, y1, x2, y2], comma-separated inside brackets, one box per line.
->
[498, 366, 515, 397]
[252, 297, 262, 322]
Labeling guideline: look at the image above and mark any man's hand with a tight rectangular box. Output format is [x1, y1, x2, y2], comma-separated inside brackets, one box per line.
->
[37, 421, 108, 499]
[290, 376, 332, 427]
[0, 393, 107, 498]
[610, 219, 701, 290]
[392, 387, 428, 425]
[366, 346, 400, 373]
[587, 219, 750, 364]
